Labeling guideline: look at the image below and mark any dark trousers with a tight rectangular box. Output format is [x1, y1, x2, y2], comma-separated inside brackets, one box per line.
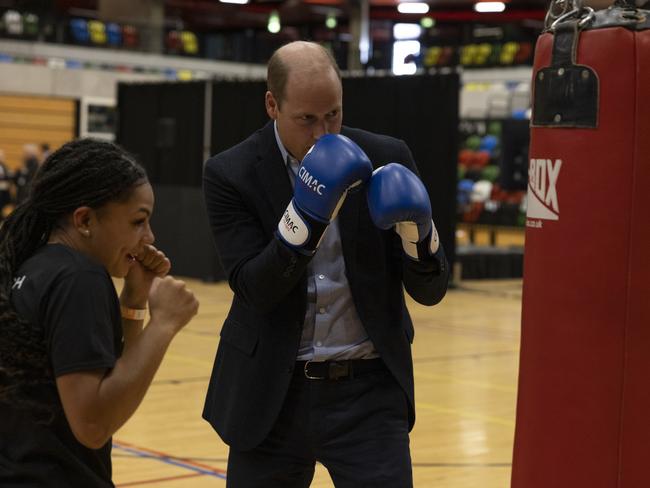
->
[226, 362, 412, 488]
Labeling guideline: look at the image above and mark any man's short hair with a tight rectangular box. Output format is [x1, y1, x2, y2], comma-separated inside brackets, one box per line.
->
[267, 42, 341, 108]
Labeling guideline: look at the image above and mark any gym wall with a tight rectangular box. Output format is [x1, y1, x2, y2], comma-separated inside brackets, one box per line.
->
[0, 94, 76, 169]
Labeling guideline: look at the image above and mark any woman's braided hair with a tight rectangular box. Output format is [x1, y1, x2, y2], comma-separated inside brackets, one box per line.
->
[0, 138, 147, 420]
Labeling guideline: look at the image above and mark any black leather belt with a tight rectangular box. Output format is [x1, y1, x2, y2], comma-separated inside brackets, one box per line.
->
[296, 358, 385, 380]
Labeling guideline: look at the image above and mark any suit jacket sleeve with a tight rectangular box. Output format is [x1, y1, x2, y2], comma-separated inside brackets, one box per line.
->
[390, 140, 449, 306]
[203, 156, 310, 313]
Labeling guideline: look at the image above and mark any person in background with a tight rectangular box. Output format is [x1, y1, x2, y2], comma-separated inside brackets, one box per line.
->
[202, 41, 449, 487]
[14, 143, 40, 204]
[0, 149, 12, 217]
[0, 138, 199, 487]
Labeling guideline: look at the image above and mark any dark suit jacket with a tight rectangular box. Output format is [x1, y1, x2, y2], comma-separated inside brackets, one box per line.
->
[202, 121, 449, 451]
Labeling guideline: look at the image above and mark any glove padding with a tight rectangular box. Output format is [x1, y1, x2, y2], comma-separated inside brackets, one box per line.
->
[278, 134, 372, 254]
[367, 162, 439, 260]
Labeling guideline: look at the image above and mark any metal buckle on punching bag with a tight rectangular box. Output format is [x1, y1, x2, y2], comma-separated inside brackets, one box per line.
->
[532, 1, 598, 128]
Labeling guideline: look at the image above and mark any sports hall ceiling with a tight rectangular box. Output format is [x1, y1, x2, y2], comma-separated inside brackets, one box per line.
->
[8, 0, 552, 32]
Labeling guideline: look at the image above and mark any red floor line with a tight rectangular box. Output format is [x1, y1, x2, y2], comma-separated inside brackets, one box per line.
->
[113, 438, 227, 475]
[116, 472, 204, 486]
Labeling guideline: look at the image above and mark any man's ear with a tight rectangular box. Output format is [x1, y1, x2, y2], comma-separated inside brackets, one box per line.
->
[71, 206, 94, 238]
[265, 91, 279, 120]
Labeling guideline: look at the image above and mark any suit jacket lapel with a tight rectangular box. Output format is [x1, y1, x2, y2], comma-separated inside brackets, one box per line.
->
[338, 187, 361, 274]
[338, 125, 363, 273]
[255, 122, 293, 222]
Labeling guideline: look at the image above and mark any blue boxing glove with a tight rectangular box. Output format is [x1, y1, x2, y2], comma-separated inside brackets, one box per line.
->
[277, 134, 372, 255]
[367, 163, 439, 260]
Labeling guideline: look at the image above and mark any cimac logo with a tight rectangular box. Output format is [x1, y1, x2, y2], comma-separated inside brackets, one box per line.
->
[526, 158, 561, 228]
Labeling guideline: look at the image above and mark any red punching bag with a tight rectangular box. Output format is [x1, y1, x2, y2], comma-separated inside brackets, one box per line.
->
[512, 2, 650, 487]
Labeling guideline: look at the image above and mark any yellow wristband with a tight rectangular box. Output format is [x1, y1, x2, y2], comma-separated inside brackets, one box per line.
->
[120, 306, 147, 320]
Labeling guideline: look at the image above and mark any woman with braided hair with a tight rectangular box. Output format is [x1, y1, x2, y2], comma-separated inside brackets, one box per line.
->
[0, 138, 199, 487]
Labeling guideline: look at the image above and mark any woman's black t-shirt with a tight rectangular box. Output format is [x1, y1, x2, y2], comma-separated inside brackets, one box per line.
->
[0, 244, 122, 487]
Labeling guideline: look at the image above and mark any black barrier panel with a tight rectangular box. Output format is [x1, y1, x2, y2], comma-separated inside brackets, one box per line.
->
[342, 74, 460, 271]
[116, 83, 158, 176]
[149, 184, 225, 282]
[500, 118, 530, 191]
[456, 245, 523, 280]
[210, 79, 268, 155]
[117, 81, 205, 187]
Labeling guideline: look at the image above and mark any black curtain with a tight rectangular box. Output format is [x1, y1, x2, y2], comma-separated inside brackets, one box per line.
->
[210, 79, 268, 155]
[150, 184, 224, 281]
[117, 81, 222, 281]
[342, 74, 460, 269]
[500, 118, 530, 191]
[116, 83, 158, 177]
[117, 81, 206, 187]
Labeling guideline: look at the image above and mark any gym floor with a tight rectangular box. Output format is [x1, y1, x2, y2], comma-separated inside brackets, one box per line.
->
[111, 278, 522, 487]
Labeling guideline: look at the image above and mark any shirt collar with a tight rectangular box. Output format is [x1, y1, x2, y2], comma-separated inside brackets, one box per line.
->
[273, 121, 295, 167]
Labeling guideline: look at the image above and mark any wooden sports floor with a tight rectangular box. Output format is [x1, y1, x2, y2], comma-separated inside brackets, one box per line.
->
[111, 278, 523, 487]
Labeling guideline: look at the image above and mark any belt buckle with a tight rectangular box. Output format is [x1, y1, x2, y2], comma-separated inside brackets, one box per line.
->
[304, 360, 326, 380]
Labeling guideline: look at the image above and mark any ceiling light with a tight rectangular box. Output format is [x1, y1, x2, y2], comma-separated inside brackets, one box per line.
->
[420, 17, 434, 29]
[397, 3, 430, 14]
[268, 10, 281, 33]
[393, 23, 422, 40]
[326, 12, 337, 29]
[219, 0, 249, 4]
[474, 2, 506, 13]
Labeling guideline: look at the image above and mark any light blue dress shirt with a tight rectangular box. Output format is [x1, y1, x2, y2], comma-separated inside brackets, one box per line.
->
[273, 122, 378, 361]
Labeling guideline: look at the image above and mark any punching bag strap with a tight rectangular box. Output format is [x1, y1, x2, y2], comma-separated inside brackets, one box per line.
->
[532, 17, 599, 129]
[552, 19, 580, 65]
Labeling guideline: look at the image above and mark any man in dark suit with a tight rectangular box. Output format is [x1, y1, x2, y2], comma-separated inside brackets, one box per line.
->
[202, 41, 449, 487]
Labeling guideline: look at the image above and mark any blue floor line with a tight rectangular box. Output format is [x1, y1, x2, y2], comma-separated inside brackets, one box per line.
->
[112, 443, 227, 480]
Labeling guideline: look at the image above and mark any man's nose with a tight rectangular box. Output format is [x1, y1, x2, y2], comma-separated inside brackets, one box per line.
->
[313, 120, 329, 140]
